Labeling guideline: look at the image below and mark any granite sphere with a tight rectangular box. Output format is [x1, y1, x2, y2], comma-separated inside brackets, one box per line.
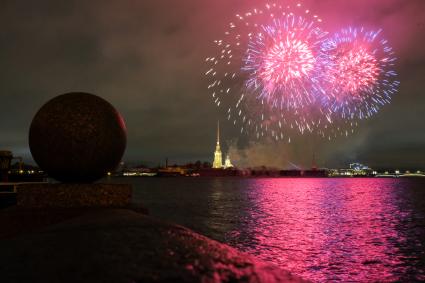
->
[29, 92, 127, 183]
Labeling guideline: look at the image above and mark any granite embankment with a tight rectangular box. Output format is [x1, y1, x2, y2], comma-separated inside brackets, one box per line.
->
[0, 207, 307, 283]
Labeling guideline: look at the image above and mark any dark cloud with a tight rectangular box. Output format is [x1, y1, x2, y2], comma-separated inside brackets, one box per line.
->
[0, 0, 424, 169]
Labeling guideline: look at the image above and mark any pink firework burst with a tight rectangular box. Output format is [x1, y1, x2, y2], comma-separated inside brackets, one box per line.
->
[205, 3, 328, 141]
[330, 45, 379, 98]
[243, 15, 328, 110]
[260, 36, 315, 89]
[322, 27, 399, 120]
[204, 4, 399, 142]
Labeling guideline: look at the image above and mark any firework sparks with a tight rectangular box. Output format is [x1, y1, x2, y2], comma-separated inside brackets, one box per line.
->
[242, 14, 327, 110]
[205, 3, 399, 141]
[322, 27, 399, 120]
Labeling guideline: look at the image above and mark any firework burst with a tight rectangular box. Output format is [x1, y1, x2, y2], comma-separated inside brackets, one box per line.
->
[205, 3, 399, 142]
[321, 27, 400, 120]
[242, 14, 328, 111]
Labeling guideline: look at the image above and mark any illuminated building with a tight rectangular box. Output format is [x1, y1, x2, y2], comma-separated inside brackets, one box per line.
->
[329, 163, 375, 177]
[349, 163, 370, 171]
[212, 121, 235, 169]
[212, 121, 223, 169]
[224, 155, 234, 169]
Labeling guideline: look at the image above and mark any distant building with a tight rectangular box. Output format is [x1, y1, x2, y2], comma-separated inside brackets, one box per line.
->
[329, 162, 375, 177]
[157, 166, 187, 177]
[224, 155, 234, 169]
[212, 121, 234, 169]
[212, 121, 223, 168]
[349, 163, 370, 171]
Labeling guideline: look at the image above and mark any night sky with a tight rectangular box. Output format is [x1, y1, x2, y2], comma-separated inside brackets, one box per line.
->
[1, 0, 424, 170]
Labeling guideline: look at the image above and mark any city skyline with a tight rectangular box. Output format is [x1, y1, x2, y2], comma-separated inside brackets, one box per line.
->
[0, 0, 424, 169]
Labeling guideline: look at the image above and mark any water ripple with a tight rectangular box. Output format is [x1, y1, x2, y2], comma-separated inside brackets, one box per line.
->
[108, 177, 425, 282]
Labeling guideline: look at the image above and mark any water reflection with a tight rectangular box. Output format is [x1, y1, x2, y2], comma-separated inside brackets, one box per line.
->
[108, 177, 425, 282]
[228, 178, 423, 282]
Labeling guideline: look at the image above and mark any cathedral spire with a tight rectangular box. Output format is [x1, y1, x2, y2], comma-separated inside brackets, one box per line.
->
[213, 120, 223, 169]
[217, 120, 220, 145]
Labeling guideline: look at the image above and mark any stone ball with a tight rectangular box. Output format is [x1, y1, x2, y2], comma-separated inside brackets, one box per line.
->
[29, 92, 127, 183]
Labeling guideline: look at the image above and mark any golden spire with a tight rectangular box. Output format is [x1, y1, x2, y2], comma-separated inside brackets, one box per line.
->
[217, 120, 220, 145]
[213, 120, 223, 169]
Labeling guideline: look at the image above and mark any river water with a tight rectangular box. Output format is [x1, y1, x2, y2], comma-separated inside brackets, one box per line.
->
[106, 177, 425, 282]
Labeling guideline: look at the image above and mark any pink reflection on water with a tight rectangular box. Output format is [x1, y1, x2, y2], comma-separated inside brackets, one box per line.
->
[241, 178, 410, 282]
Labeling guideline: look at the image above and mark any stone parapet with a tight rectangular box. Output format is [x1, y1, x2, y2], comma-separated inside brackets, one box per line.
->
[0, 209, 307, 283]
[16, 183, 131, 208]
